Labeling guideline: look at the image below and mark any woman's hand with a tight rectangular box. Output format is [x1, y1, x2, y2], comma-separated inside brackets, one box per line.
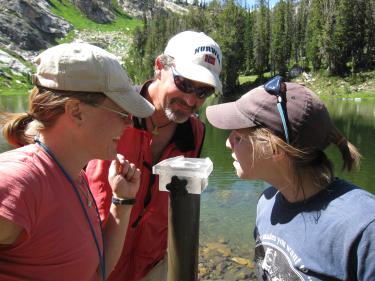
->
[108, 154, 140, 199]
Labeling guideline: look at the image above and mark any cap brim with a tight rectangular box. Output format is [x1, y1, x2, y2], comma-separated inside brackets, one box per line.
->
[206, 101, 257, 130]
[174, 62, 222, 94]
[106, 89, 155, 118]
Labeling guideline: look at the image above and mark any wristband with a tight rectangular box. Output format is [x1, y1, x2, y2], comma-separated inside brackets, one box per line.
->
[112, 196, 136, 205]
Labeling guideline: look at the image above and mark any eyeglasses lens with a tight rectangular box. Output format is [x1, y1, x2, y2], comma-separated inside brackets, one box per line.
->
[172, 67, 215, 99]
[95, 104, 132, 122]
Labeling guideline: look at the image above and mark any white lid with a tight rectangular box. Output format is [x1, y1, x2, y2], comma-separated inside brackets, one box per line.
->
[152, 156, 213, 179]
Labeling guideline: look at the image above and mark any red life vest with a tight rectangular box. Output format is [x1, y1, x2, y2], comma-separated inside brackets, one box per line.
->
[85, 116, 205, 281]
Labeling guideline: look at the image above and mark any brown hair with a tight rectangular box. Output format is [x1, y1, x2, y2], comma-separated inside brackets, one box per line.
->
[157, 54, 175, 69]
[244, 126, 361, 192]
[0, 86, 106, 147]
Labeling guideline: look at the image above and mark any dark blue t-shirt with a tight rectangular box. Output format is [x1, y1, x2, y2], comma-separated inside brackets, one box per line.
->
[254, 178, 375, 280]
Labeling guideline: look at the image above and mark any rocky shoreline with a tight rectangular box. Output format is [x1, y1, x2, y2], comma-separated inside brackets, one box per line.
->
[199, 239, 257, 281]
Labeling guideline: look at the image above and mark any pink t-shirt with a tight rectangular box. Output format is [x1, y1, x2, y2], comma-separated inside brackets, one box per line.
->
[0, 144, 102, 281]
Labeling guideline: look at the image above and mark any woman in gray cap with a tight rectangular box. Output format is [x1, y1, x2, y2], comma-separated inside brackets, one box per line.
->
[0, 43, 154, 281]
[206, 76, 375, 280]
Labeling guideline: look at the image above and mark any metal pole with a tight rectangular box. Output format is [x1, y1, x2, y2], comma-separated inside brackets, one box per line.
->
[166, 176, 201, 281]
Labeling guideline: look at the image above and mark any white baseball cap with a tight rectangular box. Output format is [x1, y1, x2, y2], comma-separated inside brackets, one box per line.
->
[32, 42, 154, 118]
[164, 31, 222, 94]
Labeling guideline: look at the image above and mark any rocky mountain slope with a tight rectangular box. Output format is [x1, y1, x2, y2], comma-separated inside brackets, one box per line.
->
[119, 0, 188, 18]
[0, 0, 116, 85]
[0, 0, 72, 78]
[0, 0, 190, 92]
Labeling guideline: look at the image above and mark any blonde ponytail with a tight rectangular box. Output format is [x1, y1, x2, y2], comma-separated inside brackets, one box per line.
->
[329, 126, 361, 171]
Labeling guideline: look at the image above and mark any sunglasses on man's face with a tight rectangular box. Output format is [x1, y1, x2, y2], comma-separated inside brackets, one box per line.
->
[171, 67, 215, 99]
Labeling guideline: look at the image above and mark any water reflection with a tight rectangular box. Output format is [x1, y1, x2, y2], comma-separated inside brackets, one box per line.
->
[0, 95, 29, 151]
[324, 98, 375, 194]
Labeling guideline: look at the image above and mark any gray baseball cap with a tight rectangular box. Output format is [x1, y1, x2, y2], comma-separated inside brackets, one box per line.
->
[206, 82, 333, 151]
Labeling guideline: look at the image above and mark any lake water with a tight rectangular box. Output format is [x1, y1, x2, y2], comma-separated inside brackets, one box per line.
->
[1, 94, 375, 264]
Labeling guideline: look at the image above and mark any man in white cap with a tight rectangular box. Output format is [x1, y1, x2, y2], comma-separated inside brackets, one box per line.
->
[85, 31, 223, 281]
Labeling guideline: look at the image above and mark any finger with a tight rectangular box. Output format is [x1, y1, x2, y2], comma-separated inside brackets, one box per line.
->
[133, 168, 141, 181]
[124, 163, 137, 181]
[115, 154, 126, 174]
[119, 159, 131, 175]
[128, 167, 141, 185]
[109, 159, 119, 178]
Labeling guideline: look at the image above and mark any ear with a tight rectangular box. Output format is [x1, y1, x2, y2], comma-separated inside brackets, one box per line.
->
[64, 100, 83, 126]
[272, 148, 288, 166]
[154, 57, 163, 79]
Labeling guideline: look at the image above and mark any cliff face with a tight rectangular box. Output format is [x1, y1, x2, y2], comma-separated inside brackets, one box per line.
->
[118, 0, 189, 18]
[72, 0, 115, 23]
[0, 0, 116, 54]
[0, 0, 72, 52]
[0, 0, 119, 80]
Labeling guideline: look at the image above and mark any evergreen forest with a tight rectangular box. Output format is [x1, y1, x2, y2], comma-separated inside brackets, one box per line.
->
[125, 0, 375, 96]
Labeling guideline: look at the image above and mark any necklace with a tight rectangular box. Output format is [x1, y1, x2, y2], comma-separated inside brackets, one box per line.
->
[149, 117, 173, 136]
[78, 172, 92, 208]
[34, 139, 105, 281]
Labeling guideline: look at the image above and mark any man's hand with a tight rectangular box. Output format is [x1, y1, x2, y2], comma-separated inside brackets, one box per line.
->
[108, 154, 140, 199]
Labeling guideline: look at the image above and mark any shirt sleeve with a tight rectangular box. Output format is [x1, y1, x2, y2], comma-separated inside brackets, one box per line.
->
[0, 161, 40, 236]
[356, 219, 375, 281]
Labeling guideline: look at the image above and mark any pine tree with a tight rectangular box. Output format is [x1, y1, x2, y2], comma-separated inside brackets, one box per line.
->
[253, 0, 271, 80]
[350, 0, 374, 71]
[364, 0, 375, 69]
[243, 10, 255, 75]
[185, 4, 207, 31]
[327, 0, 351, 75]
[285, 0, 293, 65]
[124, 24, 148, 84]
[270, 0, 288, 76]
[306, 0, 323, 71]
[293, 0, 308, 68]
[213, 0, 247, 95]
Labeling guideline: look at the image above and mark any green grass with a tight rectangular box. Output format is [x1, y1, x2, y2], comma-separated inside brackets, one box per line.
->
[49, 0, 142, 33]
[238, 75, 257, 84]
[294, 70, 375, 99]
[0, 70, 31, 96]
[239, 70, 375, 99]
[239, 72, 272, 85]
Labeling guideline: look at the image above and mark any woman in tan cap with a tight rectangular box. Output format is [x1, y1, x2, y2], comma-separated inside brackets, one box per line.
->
[206, 76, 375, 280]
[0, 43, 154, 281]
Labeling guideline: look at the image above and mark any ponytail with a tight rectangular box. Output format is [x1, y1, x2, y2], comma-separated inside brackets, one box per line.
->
[0, 112, 35, 147]
[1, 86, 106, 148]
[329, 126, 361, 171]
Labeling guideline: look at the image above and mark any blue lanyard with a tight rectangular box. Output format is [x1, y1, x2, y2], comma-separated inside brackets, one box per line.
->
[35, 139, 106, 281]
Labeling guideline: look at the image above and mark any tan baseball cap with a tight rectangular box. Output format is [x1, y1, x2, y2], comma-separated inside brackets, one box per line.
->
[164, 31, 222, 94]
[32, 42, 154, 118]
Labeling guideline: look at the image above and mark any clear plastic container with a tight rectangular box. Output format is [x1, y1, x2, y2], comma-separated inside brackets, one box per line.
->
[152, 156, 213, 194]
